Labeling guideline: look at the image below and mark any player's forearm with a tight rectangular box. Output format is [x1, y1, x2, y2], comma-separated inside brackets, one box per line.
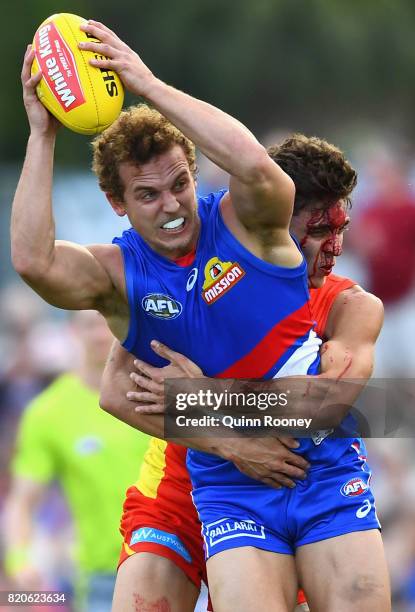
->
[100, 388, 163, 437]
[100, 373, 230, 456]
[307, 343, 370, 428]
[100, 386, 226, 455]
[289, 376, 366, 430]
[117, 411, 233, 460]
[83, 22, 284, 189]
[122, 411, 226, 456]
[11, 133, 57, 279]
[144, 78, 270, 182]
[102, 344, 242, 456]
[103, 402, 309, 488]
[277, 345, 371, 429]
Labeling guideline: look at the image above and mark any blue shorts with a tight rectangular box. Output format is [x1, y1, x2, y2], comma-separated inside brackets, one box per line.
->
[188, 443, 380, 560]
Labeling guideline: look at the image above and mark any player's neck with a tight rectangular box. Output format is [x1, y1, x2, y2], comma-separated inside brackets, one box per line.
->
[174, 248, 196, 266]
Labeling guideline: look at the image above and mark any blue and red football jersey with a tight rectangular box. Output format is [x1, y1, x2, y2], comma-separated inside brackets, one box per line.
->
[113, 190, 320, 380]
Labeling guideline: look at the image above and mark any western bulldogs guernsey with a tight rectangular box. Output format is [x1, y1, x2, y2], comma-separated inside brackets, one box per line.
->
[114, 189, 320, 383]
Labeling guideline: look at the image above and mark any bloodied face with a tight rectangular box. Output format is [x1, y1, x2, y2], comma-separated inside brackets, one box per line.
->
[290, 201, 350, 288]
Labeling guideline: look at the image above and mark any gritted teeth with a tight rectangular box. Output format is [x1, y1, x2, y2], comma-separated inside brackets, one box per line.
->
[162, 217, 185, 230]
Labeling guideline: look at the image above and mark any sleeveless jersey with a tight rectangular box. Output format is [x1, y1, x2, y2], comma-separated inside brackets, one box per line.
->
[113, 190, 320, 379]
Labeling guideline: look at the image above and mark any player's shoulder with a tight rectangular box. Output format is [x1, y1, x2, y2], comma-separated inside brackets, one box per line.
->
[88, 242, 123, 267]
[323, 273, 383, 312]
[335, 283, 384, 314]
[327, 283, 384, 339]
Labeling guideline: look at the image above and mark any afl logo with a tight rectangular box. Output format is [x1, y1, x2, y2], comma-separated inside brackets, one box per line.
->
[142, 294, 183, 320]
[340, 477, 369, 497]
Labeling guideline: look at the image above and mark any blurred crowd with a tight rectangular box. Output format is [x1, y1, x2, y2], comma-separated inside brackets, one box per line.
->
[0, 139, 414, 610]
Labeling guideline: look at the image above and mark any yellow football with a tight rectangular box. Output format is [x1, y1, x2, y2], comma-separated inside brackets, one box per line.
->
[31, 13, 124, 135]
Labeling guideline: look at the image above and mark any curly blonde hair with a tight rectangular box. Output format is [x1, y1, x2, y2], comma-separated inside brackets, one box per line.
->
[91, 104, 197, 201]
[267, 134, 357, 214]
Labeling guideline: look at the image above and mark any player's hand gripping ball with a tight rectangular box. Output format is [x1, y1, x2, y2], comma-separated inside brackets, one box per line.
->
[31, 13, 124, 135]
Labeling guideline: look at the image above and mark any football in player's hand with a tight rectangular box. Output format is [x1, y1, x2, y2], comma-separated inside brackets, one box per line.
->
[31, 13, 124, 135]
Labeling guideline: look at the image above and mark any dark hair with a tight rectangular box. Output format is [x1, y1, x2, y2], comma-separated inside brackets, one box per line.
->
[92, 104, 197, 201]
[267, 134, 357, 214]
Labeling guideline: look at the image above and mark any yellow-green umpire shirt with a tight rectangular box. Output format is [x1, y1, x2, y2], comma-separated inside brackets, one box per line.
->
[12, 373, 151, 573]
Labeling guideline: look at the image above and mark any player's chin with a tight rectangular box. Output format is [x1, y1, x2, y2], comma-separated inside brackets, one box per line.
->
[155, 231, 193, 258]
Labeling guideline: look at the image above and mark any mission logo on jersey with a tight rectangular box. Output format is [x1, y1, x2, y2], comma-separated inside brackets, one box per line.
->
[202, 257, 245, 305]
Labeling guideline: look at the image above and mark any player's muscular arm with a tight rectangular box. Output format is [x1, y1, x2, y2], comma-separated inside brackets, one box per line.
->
[261, 287, 384, 428]
[79, 21, 296, 234]
[10, 136, 121, 311]
[321, 286, 383, 378]
[100, 342, 309, 488]
[301, 286, 384, 428]
[12, 48, 127, 326]
[14, 238, 123, 313]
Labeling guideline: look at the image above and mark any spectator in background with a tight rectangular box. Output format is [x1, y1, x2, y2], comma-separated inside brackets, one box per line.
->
[350, 147, 415, 376]
[2, 310, 150, 612]
[0, 283, 72, 416]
